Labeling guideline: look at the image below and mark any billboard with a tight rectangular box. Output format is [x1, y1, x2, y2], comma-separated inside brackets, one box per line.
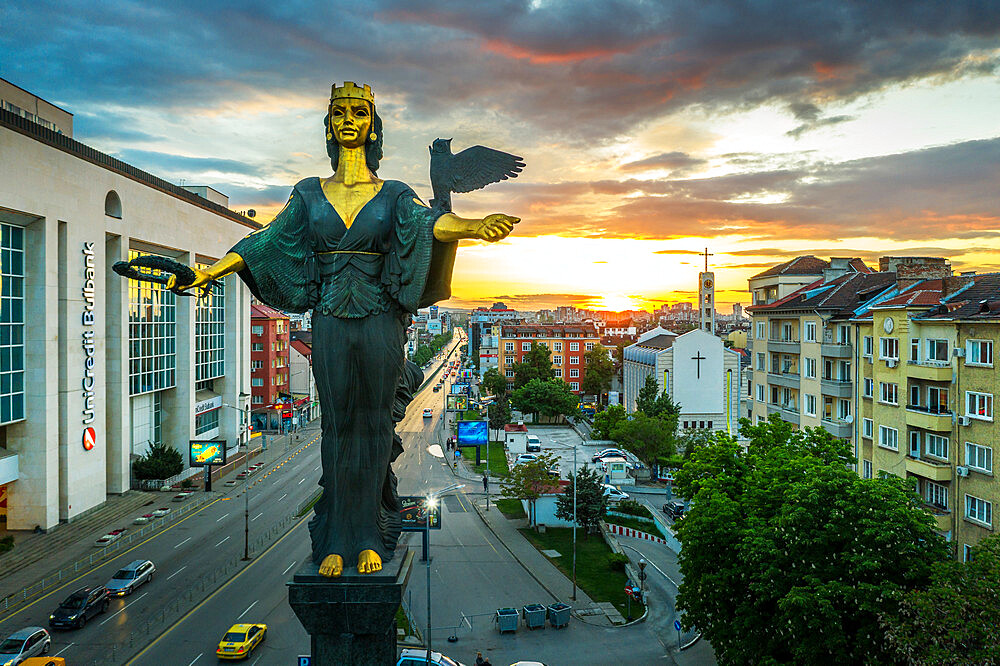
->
[190, 440, 227, 466]
[399, 495, 441, 530]
[450, 383, 469, 395]
[446, 394, 468, 411]
[457, 420, 488, 446]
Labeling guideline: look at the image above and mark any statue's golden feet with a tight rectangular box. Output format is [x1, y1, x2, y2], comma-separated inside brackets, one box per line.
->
[318, 553, 343, 577]
[358, 549, 382, 574]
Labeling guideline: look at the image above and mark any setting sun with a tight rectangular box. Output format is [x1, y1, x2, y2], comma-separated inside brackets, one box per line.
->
[591, 293, 640, 312]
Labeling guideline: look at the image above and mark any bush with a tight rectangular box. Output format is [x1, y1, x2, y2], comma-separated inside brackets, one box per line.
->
[180, 478, 193, 489]
[607, 552, 630, 572]
[132, 441, 183, 481]
[0, 535, 14, 555]
[613, 499, 651, 518]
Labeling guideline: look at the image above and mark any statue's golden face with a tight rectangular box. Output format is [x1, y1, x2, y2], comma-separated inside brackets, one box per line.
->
[329, 100, 372, 149]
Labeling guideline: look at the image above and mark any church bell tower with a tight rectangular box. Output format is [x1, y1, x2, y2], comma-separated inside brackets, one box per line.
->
[699, 248, 715, 335]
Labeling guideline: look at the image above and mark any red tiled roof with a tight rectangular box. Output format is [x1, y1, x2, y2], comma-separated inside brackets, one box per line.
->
[290, 339, 312, 358]
[751, 255, 829, 279]
[871, 279, 945, 309]
[251, 302, 288, 319]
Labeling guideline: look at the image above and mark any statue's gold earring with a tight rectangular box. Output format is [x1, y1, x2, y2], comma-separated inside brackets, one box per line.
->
[369, 132, 377, 142]
[326, 132, 333, 141]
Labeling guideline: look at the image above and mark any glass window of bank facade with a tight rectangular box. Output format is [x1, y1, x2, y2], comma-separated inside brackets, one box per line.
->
[128, 249, 176, 395]
[195, 263, 225, 383]
[0, 223, 24, 424]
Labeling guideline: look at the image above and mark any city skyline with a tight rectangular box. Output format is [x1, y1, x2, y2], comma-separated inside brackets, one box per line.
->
[4, 2, 999, 311]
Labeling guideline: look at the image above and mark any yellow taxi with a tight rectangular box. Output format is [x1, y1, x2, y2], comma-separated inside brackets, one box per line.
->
[215, 623, 266, 660]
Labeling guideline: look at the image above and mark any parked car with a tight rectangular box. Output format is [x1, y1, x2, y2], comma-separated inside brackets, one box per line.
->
[396, 648, 464, 666]
[21, 657, 66, 666]
[601, 484, 629, 503]
[512, 453, 538, 466]
[0, 627, 50, 664]
[215, 623, 267, 660]
[48, 587, 108, 629]
[592, 448, 627, 463]
[105, 559, 155, 597]
[433, 385, 441, 392]
[525, 435, 541, 453]
[662, 499, 686, 519]
[422, 408, 433, 418]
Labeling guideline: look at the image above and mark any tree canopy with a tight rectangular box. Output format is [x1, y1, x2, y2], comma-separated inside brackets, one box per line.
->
[513, 342, 553, 388]
[635, 373, 680, 419]
[673, 415, 950, 665]
[481, 366, 509, 400]
[511, 378, 579, 422]
[610, 411, 675, 471]
[487, 397, 512, 440]
[132, 441, 184, 481]
[581, 343, 613, 399]
[592, 404, 627, 440]
[555, 464, 607, 538]
[500, 452, 559, 527]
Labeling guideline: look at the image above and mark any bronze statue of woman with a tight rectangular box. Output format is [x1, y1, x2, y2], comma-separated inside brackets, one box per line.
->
[168, 82, 518, 576]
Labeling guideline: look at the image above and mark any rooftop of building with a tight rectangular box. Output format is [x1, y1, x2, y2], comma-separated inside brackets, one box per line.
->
[749, 270, 896, 316]
[290, 330, 312, 345]
[919, 273, 1000, 321]
[251, 302, 289, 320]
[750, 255, 830, 279]
[500, 323, 599, 337]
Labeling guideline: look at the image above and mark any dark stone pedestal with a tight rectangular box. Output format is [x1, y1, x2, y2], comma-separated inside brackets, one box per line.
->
[288, 549, 414, 666]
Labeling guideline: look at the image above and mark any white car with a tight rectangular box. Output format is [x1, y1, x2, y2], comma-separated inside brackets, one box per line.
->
[396, 648, 464, 666]
[602, 484, 629, 502]
[422, 408, 433, 418]
[592, 448, 627, 463]
[512, 453, 538, 466]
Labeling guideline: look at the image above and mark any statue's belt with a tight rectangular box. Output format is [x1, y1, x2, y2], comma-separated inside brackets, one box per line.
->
[315, 250, 383, 255]
[307, 250, 386, 286]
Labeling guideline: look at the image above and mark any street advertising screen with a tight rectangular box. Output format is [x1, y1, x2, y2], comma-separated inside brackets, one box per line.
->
[399, 495, 441, 530]
[450, 383, 469, 395]
[189, 440, 227, 466]
[446, 395, 468, 411]
[457, 420, 488, 446]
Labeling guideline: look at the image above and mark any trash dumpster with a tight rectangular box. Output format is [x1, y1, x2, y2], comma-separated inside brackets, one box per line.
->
[496, 607, 519, 633]
[523, 603, 546, 629]
[547, 602, 571, 628]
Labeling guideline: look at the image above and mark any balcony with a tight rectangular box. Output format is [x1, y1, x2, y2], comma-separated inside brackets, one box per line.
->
[767, 403, 800, 426]
[767, 338, 800, 353]
[767, 371, 800, 389]
[820, 377, 853, 397]
[820, 419, 853, 438]
[907, 360, 953, 382]
[905, 456, 953, 482]
[820, 343, 852, 358]
[905, 405, 953, 432]
[921, 504, 952, 533]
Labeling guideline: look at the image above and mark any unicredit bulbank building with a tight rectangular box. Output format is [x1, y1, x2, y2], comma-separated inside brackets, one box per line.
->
[0, 78, 255, 530]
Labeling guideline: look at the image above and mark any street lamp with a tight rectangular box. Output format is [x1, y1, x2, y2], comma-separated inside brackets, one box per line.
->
[424, 483, 464, 666]
[638, 558, 647, 604]
[223, 401, 252, 561]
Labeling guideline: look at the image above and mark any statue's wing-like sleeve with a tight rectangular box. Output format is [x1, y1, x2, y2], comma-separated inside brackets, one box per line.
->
[382, 183, 456, 313]
[229, 187, 315, 313]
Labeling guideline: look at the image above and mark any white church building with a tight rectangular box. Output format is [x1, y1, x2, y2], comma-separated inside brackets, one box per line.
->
[623, 327, 743, 435]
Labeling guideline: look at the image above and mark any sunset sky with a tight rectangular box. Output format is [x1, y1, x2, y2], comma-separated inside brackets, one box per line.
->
[5, 1, 999, 312]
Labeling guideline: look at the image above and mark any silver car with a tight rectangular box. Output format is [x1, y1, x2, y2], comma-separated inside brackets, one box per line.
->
[105, 559, 155, 597]
[0, 626, 51, 664]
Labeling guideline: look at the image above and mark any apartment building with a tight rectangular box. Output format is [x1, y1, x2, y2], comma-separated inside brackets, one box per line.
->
[497, 324, 599, 394]
[250, 303, 291, 431]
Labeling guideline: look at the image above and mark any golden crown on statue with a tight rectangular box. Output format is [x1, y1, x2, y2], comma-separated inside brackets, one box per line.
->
[330, 81, 374, 104]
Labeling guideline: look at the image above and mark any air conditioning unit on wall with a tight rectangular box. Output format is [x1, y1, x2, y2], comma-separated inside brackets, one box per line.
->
[957, 415, 971, 426]
[886, 359, 898, 368]
[953, 348, 965, 358]
[956, 466, 970, 478]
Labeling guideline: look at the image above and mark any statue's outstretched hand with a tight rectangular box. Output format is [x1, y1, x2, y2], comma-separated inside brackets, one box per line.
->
[166, 267, 212, 293]
[476, 214, 520, 242]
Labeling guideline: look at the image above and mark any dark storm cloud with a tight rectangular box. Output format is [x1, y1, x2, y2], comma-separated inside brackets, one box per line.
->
[4, 0, 998, 142]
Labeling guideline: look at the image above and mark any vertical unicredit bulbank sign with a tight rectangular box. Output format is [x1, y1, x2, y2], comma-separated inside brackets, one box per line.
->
[81, 242, 97, 451]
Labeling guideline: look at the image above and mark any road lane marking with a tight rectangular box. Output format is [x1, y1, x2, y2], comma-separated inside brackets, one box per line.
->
[236, 600, 258, 620]
[53, 642, 74, 656]
[216, 513, 229, 523]
[314, 465, 320, 471]
[298, 478, 305, 485]
[282, 560, 297, 575]
[166, 566, 188, 581]
[100, 592, 149, 626]
[188, 654, 203, 666]
[251, 512, 263, 521]
[174, 537, 192, 549]
[278, 493, 287, 501]
[214, 536, 231, 548]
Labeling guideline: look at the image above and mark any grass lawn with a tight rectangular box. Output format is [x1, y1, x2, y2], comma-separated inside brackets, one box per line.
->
[395, 605, 417, 638]
[519, 527, 645, 619]
[460, 443, 509, 477]
[494, 499, 526, 519]
[604, 514, 666, 540]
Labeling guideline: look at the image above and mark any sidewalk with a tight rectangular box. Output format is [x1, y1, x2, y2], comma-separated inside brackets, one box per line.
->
[0, 423, 319, 601]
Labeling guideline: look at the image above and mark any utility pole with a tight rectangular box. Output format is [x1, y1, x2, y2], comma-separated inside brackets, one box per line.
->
[572, 444, 577, 601]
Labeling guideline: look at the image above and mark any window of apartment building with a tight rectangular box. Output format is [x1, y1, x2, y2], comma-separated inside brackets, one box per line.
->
[251, 360, 263, 371]
[756, 414, 766, 424]
[569, 342, 579, 351]
[194, 408, 220, 435]
[251, 325, 263, 335]
[966, 339, 993, 366]
[553, 355, 563, 365]
[569, 356, 579, 364]
[966, 391, 994, 420]
[195, 267, 226, 382]
[966, 494, 993, 527]
[128, 250, 177, 396]
[804, 394, 817, 416]
[880, 382, 898, 405]
[964, 544, 974, 563]
[863, 378, 874, 398]
[505, 342, 514, 352]
[927, 386, 949, 413]
[926, 339, 949, 362]
[966, 441, 993, 473]
[823, 396, 834, 420]
[505, 369, 514, 378]
[838, 399, 851, 420]
[756, 384, 765, 402]
[585, 342, 594, 351]
[878, 425, 899, 450]
[505, 356, 514, 365]
[252, 395, 264, 404]
[781, 323, 795, 341]
[782, 388, 794, 410]
[837, 325, 850, 344]
[570, 382, 580, 391]
[909, 430, 921, 458]
[756, 321, 766, 339]
[838, 360, 850, 380]
[756, 353, 765, 370]
[910, 338, 919, 362]
[879, 337, 899, 360]
[804, 321, 817, 342]
[863, 336, 873, 357]
[770, 353, 780, 373]
[925, 481, 948, 509]
[862, 417, 873, 439]
[804, 358, 816, 378]
[521, 342, 531, 351]
[770, 386, 780, 405]
[251, 378, 264, 387]
[863, 459, 873, 478]
[554, 342, 562, 352]
[553, 368, 563, 377]
[925, 433, 949, 460]
[569, 368, 579, 378]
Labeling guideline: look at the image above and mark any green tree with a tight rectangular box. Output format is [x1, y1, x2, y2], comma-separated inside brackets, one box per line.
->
[676, 427, 715, 459]
[612, 342, 626, 385]
[411, 344, 433, 367]
[510, 378, 579, 423]
[513, 342, 552, 388]
[555, 464, 607, 538]
[881, 534, 1000, 665]
[481, 366, 509, 400]
[132, 441, 184, 481]
[487, 397, 512, 441]
[673, 415, 949, 665]
[609, 412, 675, 472]
[581, 343, 613, 401]
[635, 373, 680, 419]
[500, 452, 559, 527]
[592, 404, 627, 440]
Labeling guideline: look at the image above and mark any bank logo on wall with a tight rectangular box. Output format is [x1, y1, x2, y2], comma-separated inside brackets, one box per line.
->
[82, 426, 97, 451]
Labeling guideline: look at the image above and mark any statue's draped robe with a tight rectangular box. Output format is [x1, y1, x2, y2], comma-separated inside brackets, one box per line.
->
[230, 177, 455, 565]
